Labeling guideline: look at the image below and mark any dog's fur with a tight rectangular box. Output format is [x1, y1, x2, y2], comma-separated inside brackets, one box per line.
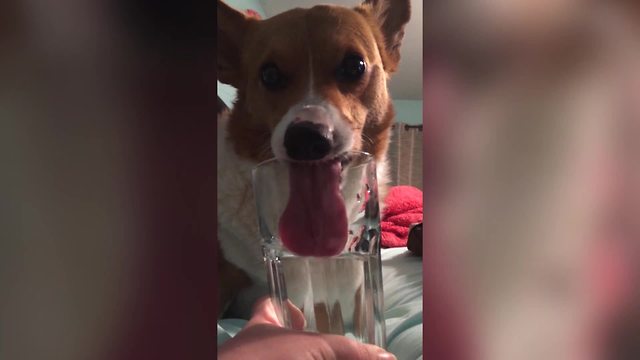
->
[217, 0, 410, 319]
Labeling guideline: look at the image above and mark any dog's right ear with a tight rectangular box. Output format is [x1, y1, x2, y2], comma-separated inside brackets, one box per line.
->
[217, 0, 253, 87]
[358, 0, 411, 73]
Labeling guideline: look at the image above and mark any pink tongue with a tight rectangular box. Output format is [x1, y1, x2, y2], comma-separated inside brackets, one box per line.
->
[278, 160, 348, 256]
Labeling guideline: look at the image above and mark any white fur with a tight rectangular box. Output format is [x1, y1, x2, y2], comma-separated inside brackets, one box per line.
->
[217, 113, 264, 282]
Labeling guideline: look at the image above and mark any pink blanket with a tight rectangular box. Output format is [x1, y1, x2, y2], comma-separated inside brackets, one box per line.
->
[380, 186, 423, 248]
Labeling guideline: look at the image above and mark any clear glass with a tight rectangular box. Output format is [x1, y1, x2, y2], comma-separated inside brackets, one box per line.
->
[252, 152, 386, 348]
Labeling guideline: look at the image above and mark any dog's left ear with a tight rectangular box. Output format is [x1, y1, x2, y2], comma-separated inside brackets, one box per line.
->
[218, 0, 255, 87]
[359, 0, 411, 73]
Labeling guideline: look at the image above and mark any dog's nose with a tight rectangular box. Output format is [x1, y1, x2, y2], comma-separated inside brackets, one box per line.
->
[284, 121, 333, 161]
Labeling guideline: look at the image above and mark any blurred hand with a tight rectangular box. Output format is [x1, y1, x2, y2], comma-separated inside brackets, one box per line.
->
[218, 297, 396, 360]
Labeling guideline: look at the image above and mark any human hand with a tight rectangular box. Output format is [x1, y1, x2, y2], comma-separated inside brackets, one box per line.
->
[218, 297, 396, 360]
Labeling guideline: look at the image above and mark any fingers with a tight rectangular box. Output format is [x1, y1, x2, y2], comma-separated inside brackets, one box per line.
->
[247, 296, 282, 327]
[285, 299, 306, 330]
[248, 297, 307, 330]
[246, 297, 397, 360]
[322, 334, 397, 360]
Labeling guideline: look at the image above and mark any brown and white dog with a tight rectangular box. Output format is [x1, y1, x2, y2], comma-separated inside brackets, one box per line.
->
[217, 0, 410, 319]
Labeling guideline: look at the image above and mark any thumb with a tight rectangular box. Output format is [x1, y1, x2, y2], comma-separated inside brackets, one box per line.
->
[322, 334, 397, 360]
[246, 297, 306, 330]
[246, 296, 282, 327]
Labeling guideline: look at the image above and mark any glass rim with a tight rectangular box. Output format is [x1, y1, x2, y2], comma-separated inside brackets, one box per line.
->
[252, 151, 374, 172]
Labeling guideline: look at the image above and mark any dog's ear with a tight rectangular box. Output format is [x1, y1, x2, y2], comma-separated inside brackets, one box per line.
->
[359, 0, 411, 73]
[217, 0, 254, 87]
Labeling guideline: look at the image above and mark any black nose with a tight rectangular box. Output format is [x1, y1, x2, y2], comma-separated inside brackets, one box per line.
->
[284, 121, 333, 161]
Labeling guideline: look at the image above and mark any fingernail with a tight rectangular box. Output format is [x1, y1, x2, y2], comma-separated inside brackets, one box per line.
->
[377, 352, 397, 360]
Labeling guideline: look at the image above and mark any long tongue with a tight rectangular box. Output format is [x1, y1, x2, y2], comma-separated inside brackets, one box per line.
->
[278, 160, 348, 256]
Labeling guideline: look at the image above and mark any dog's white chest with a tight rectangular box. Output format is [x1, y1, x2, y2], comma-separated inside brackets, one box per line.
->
[217, 117, 265, 282]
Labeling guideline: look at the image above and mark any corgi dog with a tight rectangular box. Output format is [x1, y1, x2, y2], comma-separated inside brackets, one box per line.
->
[217, 0, 411, 321]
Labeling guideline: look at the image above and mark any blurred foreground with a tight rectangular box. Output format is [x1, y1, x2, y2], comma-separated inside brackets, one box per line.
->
[1, 1, 217, 359]
[424, 1, 640, 359]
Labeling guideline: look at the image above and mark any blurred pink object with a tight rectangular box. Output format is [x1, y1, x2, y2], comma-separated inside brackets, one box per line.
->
[245, 9, 261, 19]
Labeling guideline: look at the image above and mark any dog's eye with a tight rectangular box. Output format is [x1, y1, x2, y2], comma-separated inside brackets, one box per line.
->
[260, 63, 286, 90]
[336, 54, 366, 82]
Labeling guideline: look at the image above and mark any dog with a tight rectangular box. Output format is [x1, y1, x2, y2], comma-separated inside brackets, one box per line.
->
[217, 0, 411, 321]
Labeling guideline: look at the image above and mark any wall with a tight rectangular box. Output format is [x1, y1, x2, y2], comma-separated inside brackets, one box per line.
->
[392, 99, 422, 125]
[221, 0, 266, 17]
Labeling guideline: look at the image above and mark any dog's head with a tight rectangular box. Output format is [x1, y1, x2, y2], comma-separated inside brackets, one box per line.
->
[218, 0, 410, 163]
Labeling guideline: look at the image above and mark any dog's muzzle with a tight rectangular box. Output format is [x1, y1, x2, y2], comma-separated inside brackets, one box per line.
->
[284, 106, 334, 161]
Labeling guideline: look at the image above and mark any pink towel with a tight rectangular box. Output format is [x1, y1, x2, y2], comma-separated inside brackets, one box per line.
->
[380, 186, 423, 248]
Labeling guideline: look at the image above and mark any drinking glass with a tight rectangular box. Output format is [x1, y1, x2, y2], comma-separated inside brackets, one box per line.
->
[252, 151, 386, 347]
